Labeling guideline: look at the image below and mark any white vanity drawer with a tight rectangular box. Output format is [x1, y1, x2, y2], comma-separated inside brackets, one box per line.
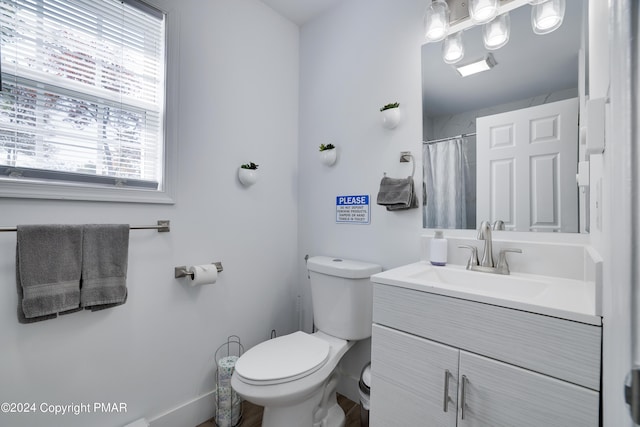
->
[373, 283, 602, 390]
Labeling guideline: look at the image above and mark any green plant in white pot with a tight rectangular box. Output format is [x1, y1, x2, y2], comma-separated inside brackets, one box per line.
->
[238, 162, 259, 186]
[319, 143, 337, 166]
[380, 102, 401, 129]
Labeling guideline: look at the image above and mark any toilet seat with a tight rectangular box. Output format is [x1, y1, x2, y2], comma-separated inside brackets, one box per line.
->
[234, 331, 330, 386]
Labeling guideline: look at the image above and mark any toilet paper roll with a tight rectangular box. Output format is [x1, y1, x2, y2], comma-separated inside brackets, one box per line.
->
[215, 387, 241, 412]
[215, 413, 230, 427]
[216, 386, 239, 400]
[216, 398, 241, 412]
[217, 355, 238, 387]
[216, 386, 238, 399]
[215, 408, 241, 427]
[216, 405, 241, 418]
[188, 264, 218, 286]
[217, 356, 238, 376]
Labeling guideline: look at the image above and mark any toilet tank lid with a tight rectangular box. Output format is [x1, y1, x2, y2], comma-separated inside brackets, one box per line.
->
[307, 256, 382, 279]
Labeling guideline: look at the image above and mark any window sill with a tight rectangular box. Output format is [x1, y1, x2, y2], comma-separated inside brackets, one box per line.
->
[0, 179, 175, 204]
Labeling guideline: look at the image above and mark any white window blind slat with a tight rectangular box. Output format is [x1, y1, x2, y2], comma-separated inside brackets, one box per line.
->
[3, 13, 163, 105]
[0, 0, 165, 190]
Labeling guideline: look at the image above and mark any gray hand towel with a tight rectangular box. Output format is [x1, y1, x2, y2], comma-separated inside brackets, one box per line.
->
[386, 178, 419, 211]
[81, 224, 130, 311]
[377, 176, 419, 211]
[16, 225, 83, 323]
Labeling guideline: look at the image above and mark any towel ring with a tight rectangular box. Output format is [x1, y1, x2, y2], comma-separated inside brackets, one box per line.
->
[400, 151, 415, 178]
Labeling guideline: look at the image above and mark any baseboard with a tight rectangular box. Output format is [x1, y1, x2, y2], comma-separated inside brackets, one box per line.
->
[148, 390, 215, 427]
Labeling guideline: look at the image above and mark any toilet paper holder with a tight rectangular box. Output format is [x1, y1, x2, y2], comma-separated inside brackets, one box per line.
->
[174, 262, 223, 279]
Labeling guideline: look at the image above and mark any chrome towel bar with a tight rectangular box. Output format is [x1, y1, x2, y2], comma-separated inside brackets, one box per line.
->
[0, 220, 170, 233]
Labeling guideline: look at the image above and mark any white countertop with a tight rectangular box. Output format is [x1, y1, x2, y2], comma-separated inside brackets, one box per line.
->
[371, 261, 601, 326]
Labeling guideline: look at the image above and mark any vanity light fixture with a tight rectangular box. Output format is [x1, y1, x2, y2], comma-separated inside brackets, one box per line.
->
[483, 12, 510, 50]
[424, 0, 450, 42]
[442, 32, 465, 64]
[531, 0, 565, 35]
[454, 53, 496, 77]
[427, 0, 566, 65]
[469, 0, 499, 24]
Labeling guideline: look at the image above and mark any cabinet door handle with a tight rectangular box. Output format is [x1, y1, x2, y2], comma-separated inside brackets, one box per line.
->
[460, 375, 468, 420]
[443, 369, 450, 412]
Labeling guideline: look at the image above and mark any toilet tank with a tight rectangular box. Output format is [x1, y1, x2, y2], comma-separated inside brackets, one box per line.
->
[307, 256, 382, 340]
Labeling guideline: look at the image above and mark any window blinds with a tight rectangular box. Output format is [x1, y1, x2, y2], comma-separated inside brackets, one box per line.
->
[0, 0, 166, 189]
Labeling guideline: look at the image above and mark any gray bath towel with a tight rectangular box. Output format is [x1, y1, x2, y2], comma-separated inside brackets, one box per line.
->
[377, 176, 419, 211]
[81, 224, 130, 311]
[16, 225, 83, 323]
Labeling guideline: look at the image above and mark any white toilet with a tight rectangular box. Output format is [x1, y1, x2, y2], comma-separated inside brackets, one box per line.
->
[231, 256, 381, 427]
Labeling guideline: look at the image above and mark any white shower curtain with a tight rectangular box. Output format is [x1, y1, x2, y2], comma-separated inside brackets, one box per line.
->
[422, 137, 473, 229]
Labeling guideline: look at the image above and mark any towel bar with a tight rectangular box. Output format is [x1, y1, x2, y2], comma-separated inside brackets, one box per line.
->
[0, 220, 170, 233]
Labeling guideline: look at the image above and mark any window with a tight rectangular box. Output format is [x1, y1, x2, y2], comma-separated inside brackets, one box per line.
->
[0, 0, 169, 202]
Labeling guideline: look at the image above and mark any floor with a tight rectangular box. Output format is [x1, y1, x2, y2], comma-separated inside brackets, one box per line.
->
[197, 394, 361, 427]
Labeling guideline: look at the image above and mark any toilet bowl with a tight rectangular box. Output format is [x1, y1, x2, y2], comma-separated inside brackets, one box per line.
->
[231, 331, 354, 427]
[230, 256, 382, 427]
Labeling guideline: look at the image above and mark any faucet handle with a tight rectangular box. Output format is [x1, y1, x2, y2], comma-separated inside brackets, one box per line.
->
[496, 248, 522, 274]
[477, 220, 492, 240]
[492, 220, 505, 230]
[458, 245, 479, 270]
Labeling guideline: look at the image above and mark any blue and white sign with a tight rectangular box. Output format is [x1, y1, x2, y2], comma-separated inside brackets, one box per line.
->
[336, 195, 370, 224]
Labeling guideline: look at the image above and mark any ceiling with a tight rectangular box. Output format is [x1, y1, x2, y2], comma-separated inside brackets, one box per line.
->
[422, 1, 584, 117]
[259, 0, 584, 119]
[259, 0, 345, 25]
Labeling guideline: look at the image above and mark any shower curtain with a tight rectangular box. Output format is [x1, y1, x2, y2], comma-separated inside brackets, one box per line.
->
[422, 137, 474, 229]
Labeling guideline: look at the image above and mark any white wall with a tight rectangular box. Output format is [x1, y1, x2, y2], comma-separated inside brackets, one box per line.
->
[296, 0, 621, 417]
[298, 0, 426, 401]
[0, 1, 300, 426]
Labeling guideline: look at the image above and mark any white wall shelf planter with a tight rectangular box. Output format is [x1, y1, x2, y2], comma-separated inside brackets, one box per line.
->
[238, 166, 259, 186]
[320, 148, 337, 166]
[381, 104, 401, 129]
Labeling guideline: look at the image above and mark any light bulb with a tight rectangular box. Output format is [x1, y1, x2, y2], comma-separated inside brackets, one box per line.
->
[532, 0, 565, 35]
[442, 32, 464, 64]
[483, 13, 510, 50]
[424, 0, 450, 42]
[454, 54, 496, 77]
[469, 0, 498, 25]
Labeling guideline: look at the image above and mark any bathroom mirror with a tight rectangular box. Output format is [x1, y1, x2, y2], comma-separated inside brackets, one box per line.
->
[422, 1, 586, 233]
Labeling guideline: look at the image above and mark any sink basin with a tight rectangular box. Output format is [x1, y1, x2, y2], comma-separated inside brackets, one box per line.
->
[408, 266, 548, 300]
[371, 262, 600, 325]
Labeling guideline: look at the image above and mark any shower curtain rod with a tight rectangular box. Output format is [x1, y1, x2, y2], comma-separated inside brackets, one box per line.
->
[423, 132, 477, 145]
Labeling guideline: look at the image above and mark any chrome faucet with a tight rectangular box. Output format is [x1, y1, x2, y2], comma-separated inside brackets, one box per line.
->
[477, 220, 494, 267]
[458, 220, 522, 275]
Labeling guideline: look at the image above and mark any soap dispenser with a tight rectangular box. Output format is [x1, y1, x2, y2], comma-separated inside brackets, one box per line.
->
[430, 230, 448, 266]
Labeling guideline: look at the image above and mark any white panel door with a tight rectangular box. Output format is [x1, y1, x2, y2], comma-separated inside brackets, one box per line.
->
[370, 324, 459, 427]
[476, 98, 579, 232]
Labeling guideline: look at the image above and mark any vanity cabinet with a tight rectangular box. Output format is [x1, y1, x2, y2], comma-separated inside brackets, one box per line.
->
[371, 324, 459, 426]
[370, 283, 602, 427]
